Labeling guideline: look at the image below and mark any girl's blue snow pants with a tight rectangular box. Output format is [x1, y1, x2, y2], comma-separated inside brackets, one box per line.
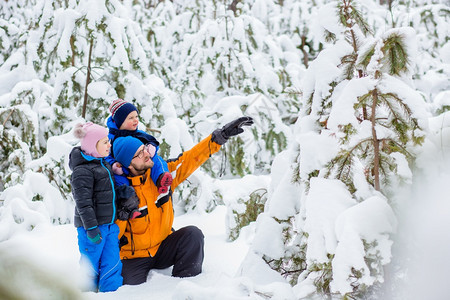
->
[77, 223, 123, 292]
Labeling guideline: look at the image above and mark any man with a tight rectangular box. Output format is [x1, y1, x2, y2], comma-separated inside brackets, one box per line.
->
[112, 117, 254, 285]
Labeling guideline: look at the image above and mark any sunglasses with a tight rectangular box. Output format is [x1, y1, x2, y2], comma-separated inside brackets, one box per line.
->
[132, 147, 146, 160]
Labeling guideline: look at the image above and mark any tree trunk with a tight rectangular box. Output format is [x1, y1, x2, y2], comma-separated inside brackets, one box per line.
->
[371, 89, 380, 191]
[300, 35, 309, 68]
[228, 0, 242, 15]
[70, 35, 75, 66]
[358, 70, 368, 120]
[82, 39, 93, 118]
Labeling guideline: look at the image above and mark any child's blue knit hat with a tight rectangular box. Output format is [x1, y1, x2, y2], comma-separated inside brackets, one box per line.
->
[109, 99, 138, 129]
[113, 136, 143, 168]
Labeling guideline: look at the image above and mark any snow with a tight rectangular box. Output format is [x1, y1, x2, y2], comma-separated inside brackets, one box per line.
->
[0, 0, 449, 299]
[390, 152, 413, 182]
[0, 205, 260, 300]
[378, 75, 430, 128]
[328, 77, 376, 129]
[332, 196, 396, 294]
[0, 64, 36, 96]
[251, 213, 285, 259]
[265, 150, 301, 219]
[385, 152, 450, 300]
[54, 8, 80, 61]
[302, 40, 353, 113]
[305, 178, 356, 263]
[296, 129, 339, 178]
[310, 3, 343, 45]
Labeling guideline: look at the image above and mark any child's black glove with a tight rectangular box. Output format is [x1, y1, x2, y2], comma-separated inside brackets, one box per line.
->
[116, 185, 141, 220]
[87, 227, 102, 244]
[117, 193, 140, 220]
[211, 116, 254, 145]
[116, 184, 135, 200]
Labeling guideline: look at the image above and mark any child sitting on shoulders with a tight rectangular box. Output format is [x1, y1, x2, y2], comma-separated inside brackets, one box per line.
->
[106, 99, 173, 205]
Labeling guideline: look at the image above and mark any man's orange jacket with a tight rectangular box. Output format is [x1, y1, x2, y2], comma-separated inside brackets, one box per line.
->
[116, 135, 221, 259]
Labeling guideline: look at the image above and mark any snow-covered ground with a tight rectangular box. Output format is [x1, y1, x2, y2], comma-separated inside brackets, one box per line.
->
[3, 161, 450, 300]
[0, 206, 258, 300]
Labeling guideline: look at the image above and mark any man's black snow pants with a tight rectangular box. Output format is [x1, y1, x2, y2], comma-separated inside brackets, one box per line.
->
[121, 225, 204, 285]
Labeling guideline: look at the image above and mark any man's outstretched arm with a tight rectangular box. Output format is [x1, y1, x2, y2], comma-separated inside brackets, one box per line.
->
[167, 134, 220, 189]
[168, 117, 253, 188]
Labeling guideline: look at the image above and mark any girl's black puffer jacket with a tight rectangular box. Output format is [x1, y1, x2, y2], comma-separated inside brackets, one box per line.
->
[69, 147, 116, 229]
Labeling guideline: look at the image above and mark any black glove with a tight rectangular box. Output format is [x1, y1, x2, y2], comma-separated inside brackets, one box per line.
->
[211, 116, 254, 145]
[115, 185, 135, 200]
[116, 185, 140, 220]
[87, 227, 102, 244]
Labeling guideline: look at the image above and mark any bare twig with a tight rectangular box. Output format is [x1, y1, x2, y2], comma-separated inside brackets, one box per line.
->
[2, 108, 15, 127]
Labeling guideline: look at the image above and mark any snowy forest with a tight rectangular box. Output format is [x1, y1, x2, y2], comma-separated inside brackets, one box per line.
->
[0, 0, 449, 299]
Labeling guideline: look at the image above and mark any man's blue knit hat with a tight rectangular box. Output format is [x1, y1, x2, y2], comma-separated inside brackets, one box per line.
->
[109, 99, 138, 129]
[113, 136, 143, 168]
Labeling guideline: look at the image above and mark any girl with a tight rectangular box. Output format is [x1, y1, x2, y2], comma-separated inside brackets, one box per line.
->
[69, 122, 122, 292]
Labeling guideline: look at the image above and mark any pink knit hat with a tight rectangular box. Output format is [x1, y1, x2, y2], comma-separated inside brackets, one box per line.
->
[73, 122, 108, 158]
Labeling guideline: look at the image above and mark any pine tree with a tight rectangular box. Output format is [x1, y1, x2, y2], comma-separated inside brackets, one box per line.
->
[326, 15, 426, 195]
[246, 0, 429, 298]
[309, 2, 426, 296]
